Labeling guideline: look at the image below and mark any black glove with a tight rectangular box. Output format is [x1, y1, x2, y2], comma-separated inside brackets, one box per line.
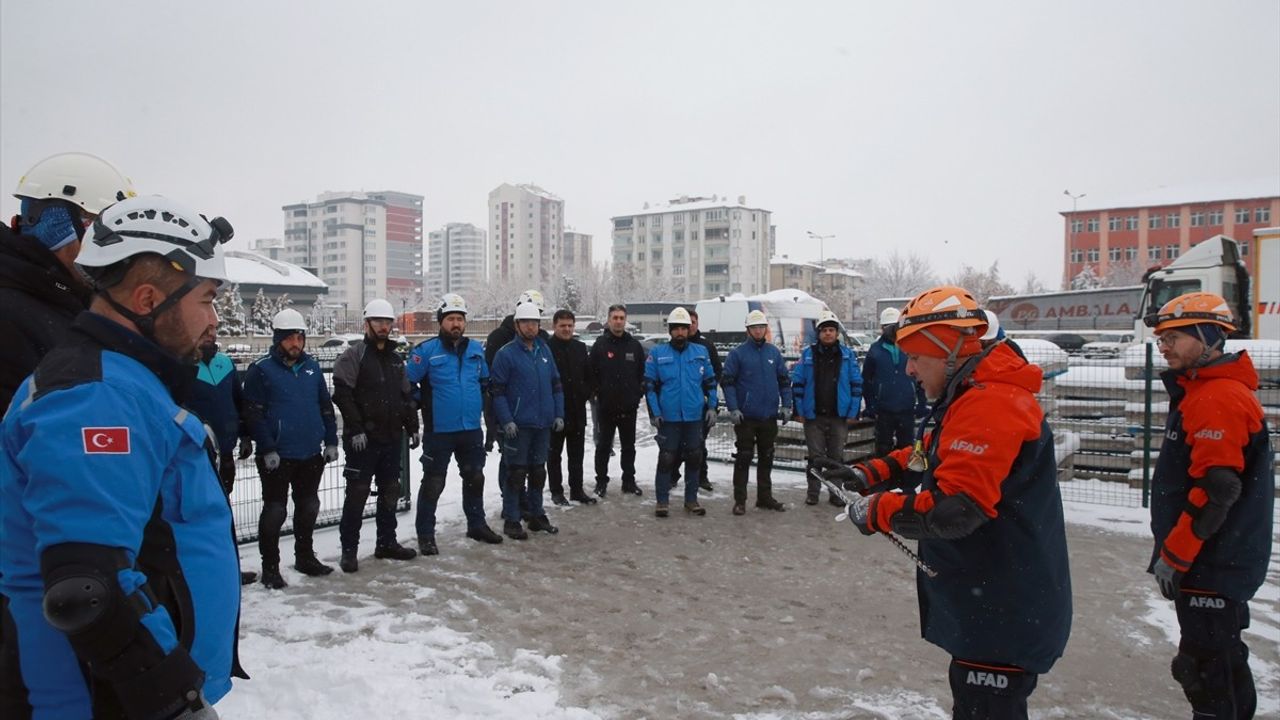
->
[236, 437, 253, 460]
[408, 431, 421, 450]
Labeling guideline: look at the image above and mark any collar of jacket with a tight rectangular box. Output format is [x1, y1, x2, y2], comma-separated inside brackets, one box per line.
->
[605, 330, 633, 344]
[72, 311, 194, 403]
[437, 332, 470, 354]
[1162, 351, 1258, 402]
[269, 344, 311, 371]
[0, 224, 92, 311]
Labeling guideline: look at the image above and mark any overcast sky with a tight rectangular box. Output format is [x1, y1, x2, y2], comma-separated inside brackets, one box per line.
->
[3, 1, 1277, 289]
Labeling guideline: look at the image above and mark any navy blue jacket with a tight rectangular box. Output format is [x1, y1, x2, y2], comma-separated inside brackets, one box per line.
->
[0, 313, 240, 716]
[242, 347, 338, 460]
[187, 350, 246, 455]
[722, 339, 792, 421]
[862, 337, 926, 416]
[490, 337, 565, 429]
[790, 343, 863, 420]
[406, 334, 488, 434]
[644, 341, 717, 422]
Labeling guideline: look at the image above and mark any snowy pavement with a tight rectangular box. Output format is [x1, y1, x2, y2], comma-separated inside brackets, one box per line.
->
[219, 436, 1280, 719]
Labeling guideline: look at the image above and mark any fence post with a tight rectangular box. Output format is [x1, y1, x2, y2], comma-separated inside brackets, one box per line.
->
[400, 431, 413, 507]
[1141, 342, 1154, 508]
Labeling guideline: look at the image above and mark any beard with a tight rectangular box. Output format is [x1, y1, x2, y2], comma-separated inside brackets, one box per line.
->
[155, 314, 208, 365]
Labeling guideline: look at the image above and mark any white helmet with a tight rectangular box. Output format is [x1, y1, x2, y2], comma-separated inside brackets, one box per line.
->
[437, 293, 467, 321]
[667, 307, 692, 327]
[76, 195, 231, 289]
[879, 307, 901, 326]
[514, 302, 542, 321]
[272, 308, 307, 332]
[517, 289, 545, 312]
[745, 309, 768, 327]
[980, 309, 1001, 342]
[14, 152, 136, 215]
[817, 310, 840, 329]
[363, 298, 395, 320]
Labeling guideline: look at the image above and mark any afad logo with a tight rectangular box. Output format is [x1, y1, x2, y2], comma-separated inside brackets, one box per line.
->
[949, 439, 988, 455]
[966, 671, 1009, 688]
[1188, 595, 1226, 609]
[1193, 428, 1224, 441]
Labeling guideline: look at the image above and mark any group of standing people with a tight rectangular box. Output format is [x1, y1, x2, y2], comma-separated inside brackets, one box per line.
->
[0, 151, 1271, 720]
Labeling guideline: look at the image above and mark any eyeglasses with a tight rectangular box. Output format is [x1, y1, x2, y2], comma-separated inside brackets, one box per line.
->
[1155, 333, 1184, 348]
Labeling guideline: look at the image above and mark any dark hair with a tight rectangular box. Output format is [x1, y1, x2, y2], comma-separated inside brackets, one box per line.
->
[688, 308, 699, 320]
[607, 304, 627, 316]
[553, 309, 575, 323]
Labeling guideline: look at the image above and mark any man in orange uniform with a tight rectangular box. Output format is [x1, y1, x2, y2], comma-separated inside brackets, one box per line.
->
[823, 285, 1071, 720]
[1146, 292, 1272, 719]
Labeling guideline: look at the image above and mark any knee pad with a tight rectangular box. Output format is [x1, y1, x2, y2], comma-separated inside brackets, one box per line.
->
[423, 475, 447, 502]
[1172, 650, 1231, 706]
[295, 495, 321, 521]
[344, 480, 372, 499]
[461, 471, 485, 496]
[682, 447, 704, 466]
[528, 466, 547, 491]
[507, 465, 529, 486]
[260, 502, 287, 530]
[657, 450, 680, 473]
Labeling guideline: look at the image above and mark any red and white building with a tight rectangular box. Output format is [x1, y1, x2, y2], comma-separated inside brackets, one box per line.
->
[1061, 178, 1278, 284]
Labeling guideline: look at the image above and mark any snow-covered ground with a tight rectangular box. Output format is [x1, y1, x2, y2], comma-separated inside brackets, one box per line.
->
[219, 436, 1280, 719]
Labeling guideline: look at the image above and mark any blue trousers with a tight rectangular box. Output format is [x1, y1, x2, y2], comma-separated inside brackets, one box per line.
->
[500, 426, 550, 523]
[416, 429, 487, 537]
[654, 421, 703, 505]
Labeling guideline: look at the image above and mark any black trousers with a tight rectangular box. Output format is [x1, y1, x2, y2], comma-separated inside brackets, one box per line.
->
[1172, 591, 1256, 719]
[594, 410, 637, 486]
[948, 658, 1038, 720]
[256, 454, 326, 566]
[732, 419, 779, 504]
[873, 411, 915, 457]
[548, 423, 586, 496]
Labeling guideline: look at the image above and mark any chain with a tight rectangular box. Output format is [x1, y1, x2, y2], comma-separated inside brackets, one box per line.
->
[809, 468, 938, 578]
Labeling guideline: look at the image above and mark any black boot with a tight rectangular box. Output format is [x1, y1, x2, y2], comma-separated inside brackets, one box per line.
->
[699, 479, 713, 492]
[239, 570, 258, 585]
[339, 549, 359, 573]
[569, 490, 598, 505]
[260, 563, 287, 589]
[504, 520, 529, 540]
[550, 493, 571, 507]
[593, 480, 608, 498]
[621, 480, 643, 496]
[756, 497, 787, 512]
[466, 525, 504, 544]
[418, 536, 439, 555]
[528, 515, 559, 534]
[828, 493, 846, 508]
[294, 553, 334, 576]
[374, 542, 417, 560]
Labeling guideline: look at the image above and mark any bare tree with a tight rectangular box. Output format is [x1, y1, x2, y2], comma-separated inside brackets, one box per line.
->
[1071, 264, 1103, 290]
[947, 262, 1015, 305]
[1021, 271, 1048, 295]
[860, 251, 939, 301]
[1103, 259, 1147, 287]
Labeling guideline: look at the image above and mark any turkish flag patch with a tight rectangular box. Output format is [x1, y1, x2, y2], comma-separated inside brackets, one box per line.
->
[82, 427, 131, 454]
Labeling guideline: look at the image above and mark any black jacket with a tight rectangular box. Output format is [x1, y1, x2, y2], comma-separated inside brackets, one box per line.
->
[689, 330, 723, 381]
[0, 224, 92, 413]
[548, 335, 593, 429]
[332, 337, 418, 444]
[589, 330, 646, 417]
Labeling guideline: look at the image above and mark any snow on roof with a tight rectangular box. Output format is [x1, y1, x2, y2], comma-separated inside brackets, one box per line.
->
[224, 250, 326, 289]
[822, 267, 863, 278]
[769, 256, 825, 269]
[1068, 176, 1280, 213]
[614, 196, 768, 218]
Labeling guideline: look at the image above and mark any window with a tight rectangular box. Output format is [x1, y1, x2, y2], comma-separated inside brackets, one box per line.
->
[1207, 210, 1222, 225]
[1087, 218, 1099, 232]
[1190, 211, 1204, 227]
[1087, 249, 1100, 262]
[1167, 244, 1180, 259]
[1109, 247, 1122, 261]
[1167, 213, 1180, 228]
[1235, 208, 1251, 224]
[1125, 216, 1138, 230]
[637, 252, 645, 261]
[650, 215, 662, 228]
[1108, 217, 1122, 231]
[1070, 219, 1083, 233]
[326, 205, 338, 214]
[1241, 241, 1249, 257]
[1070, 249, 1084, 263]
[673, 264, 684, 275]
[1149, 245, 1162, 261]
[651, 250, 662, 261]
[292, 209, 307, 217]
[1257, 207, 1271, 223]
[705, 209, 725, 221]
[1126, 247, 1138, 260]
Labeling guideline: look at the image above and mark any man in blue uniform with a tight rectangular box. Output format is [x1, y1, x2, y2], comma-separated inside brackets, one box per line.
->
[791, 310, 863, 506]
[188, 337, 258, 585]
[644, 307, 717, 518]
[861, 306, 927, 457]
[0, 195, 242, 718]
[406, 293, 504, 555]
[490, 300, 565, 539]
[721, 310, 792, 515]
[243, 307, 340, 589]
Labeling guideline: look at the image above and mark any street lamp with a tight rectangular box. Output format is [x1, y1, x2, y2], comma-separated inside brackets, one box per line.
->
[806, 230, 834, 264]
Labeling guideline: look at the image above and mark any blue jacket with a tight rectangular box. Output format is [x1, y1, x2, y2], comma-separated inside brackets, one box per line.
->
[490, 337, 564, 429]
[242, 347, 338, 460]
[187, 350, 246, 454]
[790, 343, 863, 419]
[722, 339, 792, 421]
[0, 314, 240, 716]
[644, 341, 717, 422]
[406, 334, 488, 434]
[862, 337, 926, 416]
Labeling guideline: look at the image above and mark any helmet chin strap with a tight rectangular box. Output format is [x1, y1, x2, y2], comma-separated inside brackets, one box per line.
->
[918, 328, 967, 386]
[97, 275, 200, 340]
[1189, 324, 1226, 371]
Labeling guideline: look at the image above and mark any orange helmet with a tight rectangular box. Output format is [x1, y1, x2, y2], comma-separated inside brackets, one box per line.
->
[897, 285, 988, 341]
[1144, 292, 1236, 334]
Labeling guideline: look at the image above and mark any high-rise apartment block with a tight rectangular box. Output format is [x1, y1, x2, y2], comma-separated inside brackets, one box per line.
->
[562, 229, 593, 275]
[611, 195, 771, 298]
[426, 222, 487, 303]
[489, 183, 563, 287]
[282, 190, 423, 312]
